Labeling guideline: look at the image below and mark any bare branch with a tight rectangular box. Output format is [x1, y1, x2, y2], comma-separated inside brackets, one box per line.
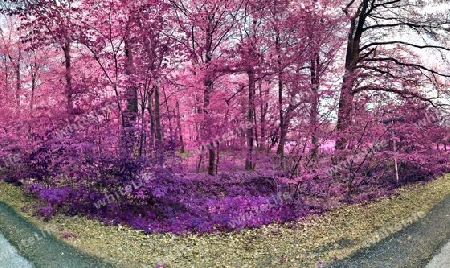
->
[353, 85, 437, 107]
[362, 57, 450, 78]
[360, 41, 450, 52]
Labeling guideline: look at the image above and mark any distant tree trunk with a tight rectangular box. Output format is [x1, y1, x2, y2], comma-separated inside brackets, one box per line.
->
[3, 55, 8, 97]
[203, 32, 216, 175]
[197, 72, 214, 174]
[245, 68, 256, 170]
[215, 145, 219, 175]
[30, 72, 36, 112]
[154, 85, 163, 163]
[204, 80, 215, 175]
[147, 90, 155, 151]
[277, 122, 288, 156]
[121, 34, 138, 157]
[310, 53, 320, 161]
[15, 49, 21, 107]
[28, 65, 37, 138]
[163, 88, 174, 146]
[137, 16, 164, 160]
[196, 147, 204, 173]
[194, 92, 202, 172]
[176, 101, 185, 153]
[259, 81, 268, 149]
[63, 40, 74, 116]
[138, 90, 147, 157]
[275, 34, 287, 164]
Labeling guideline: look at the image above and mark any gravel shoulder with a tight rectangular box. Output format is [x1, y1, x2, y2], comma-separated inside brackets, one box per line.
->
[326, 194, 450, 268]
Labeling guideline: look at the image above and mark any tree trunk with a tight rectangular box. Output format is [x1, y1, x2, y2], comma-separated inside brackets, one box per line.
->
[310, 53, 320, 161]
[335, 0, 368, 150]
[245, 68, 256, 170]
[147, 90, 155, 150]
[154, 85, 163, 163]
[138, 91, 147, 157]
[63, 40, 73, 116]
[28, 68, 37, 139]
[176, 101, 185, 153]
[203, 82, 215, 175]
[336, 72, 356, 150]
[3, 55, 8, 96]
[163, 88, 174, 147]
[275, 34, 286, 164]
[30, 72, 36, 112]
[204, 31, 216, 175]
[259, 81, 268, 150]
[121, 36, 138, 157]
[15, 49, 21, 107]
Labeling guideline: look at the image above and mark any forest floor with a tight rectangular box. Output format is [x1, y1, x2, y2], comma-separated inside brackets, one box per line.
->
[0, 175, 449, 268]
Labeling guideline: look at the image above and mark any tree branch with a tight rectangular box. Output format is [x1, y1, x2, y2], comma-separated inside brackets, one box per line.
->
[362, 57, 450, 78]
[360, 41, 450, 52]
[353, 85, 436, 107]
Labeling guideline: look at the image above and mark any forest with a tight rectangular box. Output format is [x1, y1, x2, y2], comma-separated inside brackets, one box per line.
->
[0, 0, 449, 235]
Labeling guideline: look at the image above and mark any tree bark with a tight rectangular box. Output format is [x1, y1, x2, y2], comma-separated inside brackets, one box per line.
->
[120, 33, 138, 157]
[154, 84, 163, 163]
[259, 81, 268, 149]
[203, 29, 216, 175]
[63, 40, 73, 116]
[147, 90, 155, 151]
[336, 71, 355, 150]
[175, 101, 185, 153]
[310, 53, 320, 161]
[276, 33, 286, 159]
[30, 72, 36, 112]
[245, 68, 256, 170]
[335, 0, 368, 150]
[203, 80, 215, 175]
[15, 49, 21, 107]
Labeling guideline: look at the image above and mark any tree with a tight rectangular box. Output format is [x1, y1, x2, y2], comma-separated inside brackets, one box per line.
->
[13, 0, 84, 117]
[170, 0, 243, 175]
[335, 0, 450, 150]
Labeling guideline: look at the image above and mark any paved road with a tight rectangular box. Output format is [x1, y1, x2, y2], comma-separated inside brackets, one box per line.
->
[0, 201, 115, 268]
[0, 232, 32, 268]
[327, 194, 450, 268]
[426, 240, 450, 268]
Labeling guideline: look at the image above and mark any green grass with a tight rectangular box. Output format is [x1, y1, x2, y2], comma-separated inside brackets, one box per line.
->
[0, 175, 449, 267]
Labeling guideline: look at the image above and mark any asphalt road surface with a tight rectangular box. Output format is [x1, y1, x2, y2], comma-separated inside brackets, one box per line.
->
[426, 240, 450, 268]
[0, 232, 32, 268]
[0, 201, 116, 268]
[327, 194, 450, 268]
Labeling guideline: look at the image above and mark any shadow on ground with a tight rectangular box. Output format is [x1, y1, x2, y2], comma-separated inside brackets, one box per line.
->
[0, 201, 119, 268]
